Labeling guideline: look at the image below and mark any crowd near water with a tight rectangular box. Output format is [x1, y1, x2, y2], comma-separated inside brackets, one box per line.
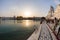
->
[40, 17, 60, 40]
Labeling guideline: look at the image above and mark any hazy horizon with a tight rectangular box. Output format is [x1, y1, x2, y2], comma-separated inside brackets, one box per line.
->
[0, 0, 60, 17]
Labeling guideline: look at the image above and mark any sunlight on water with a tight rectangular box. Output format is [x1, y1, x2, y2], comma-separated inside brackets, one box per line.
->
[25, 20, 30, 27]
[21, 20, 34, 27]
[0, 20, 40, 40]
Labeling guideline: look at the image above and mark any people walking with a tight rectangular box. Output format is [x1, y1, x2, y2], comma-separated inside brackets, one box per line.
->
[57, 27, 60, 36]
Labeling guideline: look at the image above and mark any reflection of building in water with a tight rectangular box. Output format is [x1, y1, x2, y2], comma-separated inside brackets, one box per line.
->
[46, 4, 60, 19]
[17, 20, 22, 23]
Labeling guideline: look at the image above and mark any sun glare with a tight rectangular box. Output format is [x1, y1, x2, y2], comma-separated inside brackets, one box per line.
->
[24, 10, 31, 17]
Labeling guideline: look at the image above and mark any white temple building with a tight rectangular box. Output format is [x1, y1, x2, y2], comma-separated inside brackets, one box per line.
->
[54, 4, 60, 19]
[46, 4, 60, 19]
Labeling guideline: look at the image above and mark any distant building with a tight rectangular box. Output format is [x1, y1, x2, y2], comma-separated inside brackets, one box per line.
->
[13, 16, 16, 20]
[0, 17, 1, 20]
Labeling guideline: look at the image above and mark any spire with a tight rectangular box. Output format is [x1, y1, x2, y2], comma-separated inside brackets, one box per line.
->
[50, 6, 54, 13]
[50, 6, 54, 17]
[46, 6, 54, 19]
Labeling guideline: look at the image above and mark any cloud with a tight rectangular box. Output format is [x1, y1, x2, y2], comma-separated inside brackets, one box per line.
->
[54, 0, 60, 4]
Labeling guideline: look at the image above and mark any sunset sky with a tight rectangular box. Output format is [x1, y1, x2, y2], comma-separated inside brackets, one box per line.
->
[0, 0, 60, 17]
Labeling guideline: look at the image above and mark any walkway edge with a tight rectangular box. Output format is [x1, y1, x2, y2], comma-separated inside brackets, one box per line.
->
[46, 24, 58, 40]
[27, 25, 42, 40]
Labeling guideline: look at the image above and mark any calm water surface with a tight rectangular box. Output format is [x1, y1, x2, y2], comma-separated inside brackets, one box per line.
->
[0, 20, 40, 40]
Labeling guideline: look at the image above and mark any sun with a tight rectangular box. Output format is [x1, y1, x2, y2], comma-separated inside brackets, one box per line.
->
[24, 10, 31, 17]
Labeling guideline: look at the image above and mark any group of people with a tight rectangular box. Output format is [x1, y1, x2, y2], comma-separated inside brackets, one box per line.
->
[40, 17, 60, 36]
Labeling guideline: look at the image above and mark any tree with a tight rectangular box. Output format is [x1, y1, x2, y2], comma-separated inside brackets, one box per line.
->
[17, 16, 23, 20]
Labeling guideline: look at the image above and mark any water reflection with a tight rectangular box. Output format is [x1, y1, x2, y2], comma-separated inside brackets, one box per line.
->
[0, 20, 40, 28]
[17, 20, 22, 23]
[25, 20, 30, 26]
[21, 20, 34, 27]
[0, 20, 40, 40]
[0, 20, 1, 24]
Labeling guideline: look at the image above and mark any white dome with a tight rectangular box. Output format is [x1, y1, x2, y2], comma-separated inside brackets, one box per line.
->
[54, 4, 60, 19]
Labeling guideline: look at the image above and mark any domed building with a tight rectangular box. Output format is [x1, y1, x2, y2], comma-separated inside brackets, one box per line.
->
[54, 4, 60, 19]
[46, 4, 60, 19]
